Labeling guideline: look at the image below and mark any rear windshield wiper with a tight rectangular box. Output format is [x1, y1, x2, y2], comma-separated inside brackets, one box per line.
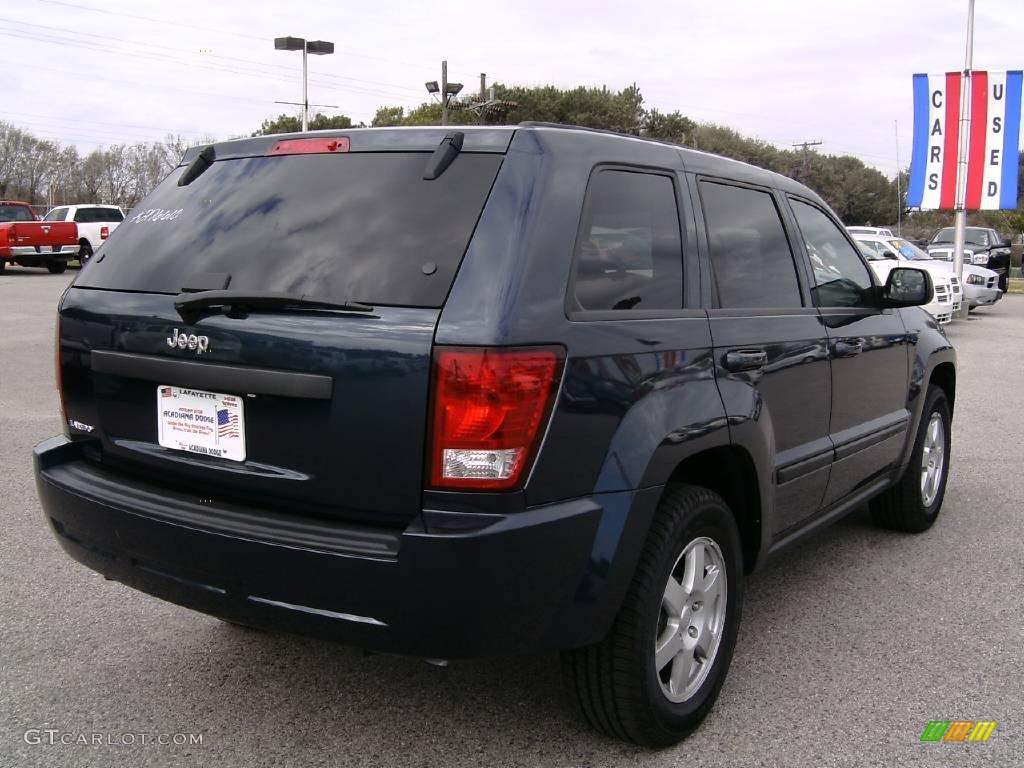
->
[422, 131, 463, 180]
[174, 290, 374, 322]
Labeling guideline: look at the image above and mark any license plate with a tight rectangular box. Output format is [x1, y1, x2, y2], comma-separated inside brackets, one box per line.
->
[157, 385, 245, 461]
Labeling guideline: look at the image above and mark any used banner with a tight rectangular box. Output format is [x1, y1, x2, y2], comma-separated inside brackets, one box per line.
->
[908, 70, 1022, 210]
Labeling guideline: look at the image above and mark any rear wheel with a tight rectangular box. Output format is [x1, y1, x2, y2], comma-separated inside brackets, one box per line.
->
[562, 484, 743, 747]
[47, 261, 67, 274]
[870, 384, 951, 532]
[78, 240, 93, 263]
[0, 259, 5, 273]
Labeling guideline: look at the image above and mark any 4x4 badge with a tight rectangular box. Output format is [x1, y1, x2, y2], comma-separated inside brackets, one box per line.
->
[167, 328, 209, 353]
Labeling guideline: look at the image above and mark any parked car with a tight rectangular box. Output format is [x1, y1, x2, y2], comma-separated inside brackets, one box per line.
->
[857, 241, 957, 324]
[34, 125, 955, 747]
[42, 204, 124, 263]
[854, 234, 1001, 311]
[846, 225, 893, 238]
[927, 226, 1012, 291]
[0, 200, 78, 273]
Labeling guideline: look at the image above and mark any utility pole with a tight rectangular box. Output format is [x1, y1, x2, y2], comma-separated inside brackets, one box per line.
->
[479, 73, 487, 125]
[424, 61, 463, 126]
[792, 140, 823, 177]
[441, 59, 449, 126]
[952, 0, 974, 317]
[895, 120, 902, 236]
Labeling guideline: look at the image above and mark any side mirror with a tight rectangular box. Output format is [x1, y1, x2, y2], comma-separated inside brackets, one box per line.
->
[1001, 238, 1012, 249]
[882, 267, 932, 307]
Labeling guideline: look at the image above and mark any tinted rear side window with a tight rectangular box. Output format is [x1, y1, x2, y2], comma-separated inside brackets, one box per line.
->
[571, 170, 683, 312]
[699, 182, 802, 309]
[77, 153, 502, 307]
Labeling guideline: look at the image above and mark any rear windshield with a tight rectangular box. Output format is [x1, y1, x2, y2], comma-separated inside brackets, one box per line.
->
[77, 152, 503, 307]
[75, 207, 124, 223]
[0, 205, 35, 222]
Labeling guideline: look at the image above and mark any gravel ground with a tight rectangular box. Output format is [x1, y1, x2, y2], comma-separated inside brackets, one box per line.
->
[1, 269, 1022, 768]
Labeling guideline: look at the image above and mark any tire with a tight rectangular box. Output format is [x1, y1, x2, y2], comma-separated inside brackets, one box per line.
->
[78, 240, 93, 263]
[561, 484, 744, 747]
[47, 261, 67, 274]
[0, 259, 5, 274]
[870, 384, 951, 532]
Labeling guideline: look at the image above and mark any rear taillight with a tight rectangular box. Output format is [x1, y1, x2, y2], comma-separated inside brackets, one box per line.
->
[55, 314, 68, 435]
[428, 346, 564, 490]
[7, 228, 15, 245]
[100, 226, 109, 240]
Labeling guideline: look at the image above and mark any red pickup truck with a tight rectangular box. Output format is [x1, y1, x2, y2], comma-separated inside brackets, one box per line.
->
[0, 201, 79, 273]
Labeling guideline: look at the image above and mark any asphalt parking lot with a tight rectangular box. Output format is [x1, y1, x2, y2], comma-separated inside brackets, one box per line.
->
[1, 268, 1022, 768]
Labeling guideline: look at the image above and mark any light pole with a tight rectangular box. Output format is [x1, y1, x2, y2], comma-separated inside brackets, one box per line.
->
[952, 0, 974, 317]
[425, 60, 463, 126]
[274, 36, 335, 131]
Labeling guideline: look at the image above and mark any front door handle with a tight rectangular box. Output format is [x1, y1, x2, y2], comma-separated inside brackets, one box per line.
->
[723, 349, 768, 373]
[833, 340, 863, 358]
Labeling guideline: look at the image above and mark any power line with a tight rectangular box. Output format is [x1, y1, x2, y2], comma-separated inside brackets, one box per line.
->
[0, 25, 420, 103]
[22, 0, 486, 81]
[0, 17, 425, 96]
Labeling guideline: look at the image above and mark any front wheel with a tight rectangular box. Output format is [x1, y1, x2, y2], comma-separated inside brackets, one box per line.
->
[562, 484, 744, 747]
[870, 384, 951, 532]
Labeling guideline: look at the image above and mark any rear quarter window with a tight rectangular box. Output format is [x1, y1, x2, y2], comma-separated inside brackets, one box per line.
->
[570, 169, 684, 312]
[77, 152, 503, 308]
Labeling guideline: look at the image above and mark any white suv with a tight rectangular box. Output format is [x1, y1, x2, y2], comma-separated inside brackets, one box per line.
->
[856, 242, 956, 324]
[42, 204, 125, 262]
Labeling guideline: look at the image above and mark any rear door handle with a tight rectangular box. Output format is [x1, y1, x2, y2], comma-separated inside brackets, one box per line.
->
[833, 340, 863, 358]
[723, 349, 768, 373]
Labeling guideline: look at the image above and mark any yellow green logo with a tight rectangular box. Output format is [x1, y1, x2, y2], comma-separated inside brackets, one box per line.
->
[920, 720, 997, 742]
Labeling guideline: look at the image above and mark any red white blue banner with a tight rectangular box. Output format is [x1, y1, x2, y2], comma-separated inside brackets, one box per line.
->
[908, 70, 1022, 210]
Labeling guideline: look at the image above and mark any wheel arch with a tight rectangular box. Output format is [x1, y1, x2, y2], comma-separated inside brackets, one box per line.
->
[929, 361, 956, 413]
[665, 445, 761, 574]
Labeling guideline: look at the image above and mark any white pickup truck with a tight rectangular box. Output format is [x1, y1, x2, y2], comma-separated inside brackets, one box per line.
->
[42, 204, 125, 263]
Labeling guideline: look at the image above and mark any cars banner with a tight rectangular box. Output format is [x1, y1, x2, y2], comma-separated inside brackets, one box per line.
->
[908, 70, 1022, 210]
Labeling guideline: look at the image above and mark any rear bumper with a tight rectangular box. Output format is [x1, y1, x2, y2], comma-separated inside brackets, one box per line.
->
[34, 436, 659, 658]
[3, 246, 75, 261]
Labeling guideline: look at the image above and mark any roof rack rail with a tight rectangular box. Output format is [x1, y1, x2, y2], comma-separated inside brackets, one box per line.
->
[516, 121, 689, 151]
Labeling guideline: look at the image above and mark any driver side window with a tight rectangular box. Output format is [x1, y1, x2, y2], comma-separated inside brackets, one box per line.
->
[790, 199, 874, 308]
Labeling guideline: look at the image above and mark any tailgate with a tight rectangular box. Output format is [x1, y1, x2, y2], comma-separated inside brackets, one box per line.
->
[10, 221, 78, 247]
[61, 289, 437, 527]
[59, 141, 505, 528]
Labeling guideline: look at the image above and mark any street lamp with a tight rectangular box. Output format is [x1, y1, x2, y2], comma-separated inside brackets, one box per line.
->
[426, 61, 462, 126]
[274, 36, 335, 132]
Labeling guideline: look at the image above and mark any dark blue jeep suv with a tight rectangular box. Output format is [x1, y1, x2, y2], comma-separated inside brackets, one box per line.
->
[34, 124, 955, 746]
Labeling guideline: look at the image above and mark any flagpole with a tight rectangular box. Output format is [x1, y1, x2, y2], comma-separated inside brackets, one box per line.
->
[895, 120, 902, 236]
[952, 0, 975, 315]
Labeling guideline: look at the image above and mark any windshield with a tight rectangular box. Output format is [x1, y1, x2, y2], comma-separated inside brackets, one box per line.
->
[76, 151, 503, 307]
[856, 242, 885, 261]
[932, 227, 988, 246]
[890, 239, 933, 260]
[0, 205, 35, 222]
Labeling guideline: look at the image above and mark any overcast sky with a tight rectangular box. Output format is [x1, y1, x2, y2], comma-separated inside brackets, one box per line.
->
[5, 0, 1023, 176]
